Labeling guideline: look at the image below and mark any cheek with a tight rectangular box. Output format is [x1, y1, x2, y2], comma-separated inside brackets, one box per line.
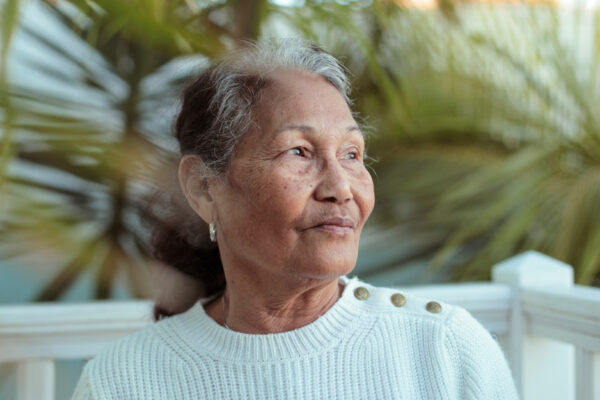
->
[266, 174, 314, 214]
[235, 168, 313, 225]
[354, 170, 375, 221]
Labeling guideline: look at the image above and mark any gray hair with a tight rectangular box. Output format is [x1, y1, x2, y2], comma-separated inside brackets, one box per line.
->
[174, 38, 353, 176]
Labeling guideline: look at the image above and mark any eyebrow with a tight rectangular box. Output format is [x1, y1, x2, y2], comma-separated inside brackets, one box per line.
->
[275, 124, 363, 136]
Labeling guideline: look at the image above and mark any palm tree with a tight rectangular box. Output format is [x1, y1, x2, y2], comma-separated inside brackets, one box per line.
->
[327, 3, 600, 286]
[0, 0, 270, 300]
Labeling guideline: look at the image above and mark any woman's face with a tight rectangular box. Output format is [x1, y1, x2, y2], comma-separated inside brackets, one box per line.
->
[210, 69, 375, 281]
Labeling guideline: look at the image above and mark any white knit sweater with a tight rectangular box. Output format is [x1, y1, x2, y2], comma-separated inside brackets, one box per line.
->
[72, 276, 519, 399]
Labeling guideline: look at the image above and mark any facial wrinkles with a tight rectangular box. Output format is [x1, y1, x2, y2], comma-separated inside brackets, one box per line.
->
[222, 130, 270, 200]
[228, 146, 294, 219]
[223, 72, 373, 229]
[226, 129, 371, 220]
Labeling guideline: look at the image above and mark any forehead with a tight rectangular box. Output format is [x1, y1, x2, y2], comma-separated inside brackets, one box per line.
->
[251, 69, 357, 137]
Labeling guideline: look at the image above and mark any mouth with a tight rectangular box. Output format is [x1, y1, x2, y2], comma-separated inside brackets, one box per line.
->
[311, 217, 356, 235]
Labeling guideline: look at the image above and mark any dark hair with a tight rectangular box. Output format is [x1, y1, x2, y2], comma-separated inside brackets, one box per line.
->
[147, 39, 352, 320]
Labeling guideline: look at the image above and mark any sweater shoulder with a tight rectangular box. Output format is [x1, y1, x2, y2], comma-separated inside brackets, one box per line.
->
[352, 279, 518, 398]
[354, 279, 497, 352]
[348, 278, 461, 325]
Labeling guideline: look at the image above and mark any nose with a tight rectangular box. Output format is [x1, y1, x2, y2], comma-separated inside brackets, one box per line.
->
[314, 158, 353, 203]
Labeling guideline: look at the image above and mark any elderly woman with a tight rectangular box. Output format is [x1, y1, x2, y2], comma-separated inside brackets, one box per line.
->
[72, 39, 518, 399]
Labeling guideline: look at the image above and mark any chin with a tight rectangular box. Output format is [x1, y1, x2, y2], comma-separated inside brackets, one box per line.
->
[294, 254, 357, 280]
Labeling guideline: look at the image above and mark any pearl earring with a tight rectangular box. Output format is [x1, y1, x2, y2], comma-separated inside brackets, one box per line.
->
[209, 221, 217, 242]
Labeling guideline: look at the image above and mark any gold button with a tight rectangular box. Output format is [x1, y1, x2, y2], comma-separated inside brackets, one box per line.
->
[354, 287, 369, 300]
[426, 301, 442, 313]
[391, 293, 406, 307]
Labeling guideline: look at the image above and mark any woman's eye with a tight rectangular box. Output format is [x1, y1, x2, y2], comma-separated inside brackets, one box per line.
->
[287, 147, 306, 157]
[343, 151, 359, 160]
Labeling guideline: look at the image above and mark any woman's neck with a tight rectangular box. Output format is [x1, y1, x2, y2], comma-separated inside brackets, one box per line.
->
[205, 274, 344, 334]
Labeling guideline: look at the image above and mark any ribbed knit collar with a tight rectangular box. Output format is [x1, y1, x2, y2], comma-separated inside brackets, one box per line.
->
[166, 276, 370, 363]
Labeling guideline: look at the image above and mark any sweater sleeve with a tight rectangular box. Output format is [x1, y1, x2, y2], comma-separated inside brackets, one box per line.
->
[71, 361, 97, 400]
[446, 307, 519, 400]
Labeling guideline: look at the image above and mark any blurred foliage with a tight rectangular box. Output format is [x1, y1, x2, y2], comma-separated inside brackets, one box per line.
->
[0, 0, 598, 302]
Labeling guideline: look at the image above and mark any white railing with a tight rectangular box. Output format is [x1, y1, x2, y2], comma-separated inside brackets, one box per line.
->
[491, 252, 600, 400]
[0, 301, 154, 400]
[0, 251, 599, 400]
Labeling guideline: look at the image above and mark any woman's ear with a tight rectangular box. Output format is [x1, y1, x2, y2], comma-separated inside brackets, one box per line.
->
[178, 155, 215, 224]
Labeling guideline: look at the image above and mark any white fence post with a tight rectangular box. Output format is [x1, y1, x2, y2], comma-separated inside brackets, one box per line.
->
[492, 251, 574, 400]
[17, 359, 55, 400]
[575, 348, 600, 399]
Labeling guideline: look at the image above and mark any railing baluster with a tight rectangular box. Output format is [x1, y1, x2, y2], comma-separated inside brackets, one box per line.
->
[492, 251, 575, 400]
[575, 348, 600, 400]
[17, 359, 55, 400]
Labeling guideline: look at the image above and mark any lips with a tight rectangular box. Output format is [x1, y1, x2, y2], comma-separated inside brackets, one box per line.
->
[311, 216, 356, 234]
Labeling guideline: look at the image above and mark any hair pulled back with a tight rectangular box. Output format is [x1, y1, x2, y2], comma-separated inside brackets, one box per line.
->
[148, 38, 352, 320]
